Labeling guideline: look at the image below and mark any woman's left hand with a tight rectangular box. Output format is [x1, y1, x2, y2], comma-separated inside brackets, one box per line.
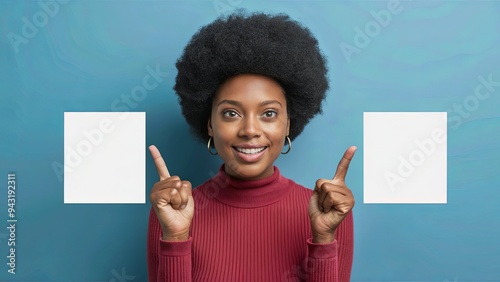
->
[308, 146, 357, 243]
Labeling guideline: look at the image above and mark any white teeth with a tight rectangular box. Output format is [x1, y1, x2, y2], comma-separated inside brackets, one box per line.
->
[236, 147, 266, 154]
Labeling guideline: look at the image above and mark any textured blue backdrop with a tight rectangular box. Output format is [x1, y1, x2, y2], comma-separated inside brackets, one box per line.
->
[1, 0, 499, 281]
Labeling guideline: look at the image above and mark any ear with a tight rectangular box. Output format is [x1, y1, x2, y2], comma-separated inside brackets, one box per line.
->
[286, 117, 290, 137]
[207, 117, 213, 137]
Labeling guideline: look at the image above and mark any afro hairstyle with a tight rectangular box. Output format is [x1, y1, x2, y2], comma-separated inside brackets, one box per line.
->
[173, 11, 329, 142]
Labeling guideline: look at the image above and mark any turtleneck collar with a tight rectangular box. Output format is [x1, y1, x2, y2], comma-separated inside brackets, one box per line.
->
[203, 165, 291, 208]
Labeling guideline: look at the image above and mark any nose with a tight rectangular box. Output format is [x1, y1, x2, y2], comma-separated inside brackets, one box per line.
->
[238, 115, 262, 138]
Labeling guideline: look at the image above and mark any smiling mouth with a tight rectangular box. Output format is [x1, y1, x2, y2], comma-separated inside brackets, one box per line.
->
[233, 147, 267, 154]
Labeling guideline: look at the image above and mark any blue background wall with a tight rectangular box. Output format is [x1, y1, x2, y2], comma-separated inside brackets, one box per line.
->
[1, 0, 499, 281]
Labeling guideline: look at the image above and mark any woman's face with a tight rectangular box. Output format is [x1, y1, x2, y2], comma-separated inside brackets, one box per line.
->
[208, 74, 290, 180]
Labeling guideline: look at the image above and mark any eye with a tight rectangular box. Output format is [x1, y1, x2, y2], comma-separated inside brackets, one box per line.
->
[263, 110, 277, 118]
[223, 110, 239, 118]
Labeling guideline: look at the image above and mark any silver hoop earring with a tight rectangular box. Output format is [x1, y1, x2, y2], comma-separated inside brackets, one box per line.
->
[281, 136, 292, 154]
[207, 137, 218, 155]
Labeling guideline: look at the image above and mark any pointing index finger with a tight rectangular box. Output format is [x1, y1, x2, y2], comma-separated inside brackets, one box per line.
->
[333, 146, 357, 181]
[149, 145, 171, 180]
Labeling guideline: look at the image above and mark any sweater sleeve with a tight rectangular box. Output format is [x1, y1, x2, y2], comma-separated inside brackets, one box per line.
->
[147, 207, 193, 282]
[305, 211, 354, 282]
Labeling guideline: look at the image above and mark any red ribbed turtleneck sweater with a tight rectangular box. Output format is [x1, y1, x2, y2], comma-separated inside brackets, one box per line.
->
[147, 166, 353, 281]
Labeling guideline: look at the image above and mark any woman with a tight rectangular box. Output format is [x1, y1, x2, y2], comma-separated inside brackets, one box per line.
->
[147, 12, 356, 281]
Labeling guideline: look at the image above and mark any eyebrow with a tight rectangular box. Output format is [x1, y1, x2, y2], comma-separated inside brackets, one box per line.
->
[217, 99, 283, 108]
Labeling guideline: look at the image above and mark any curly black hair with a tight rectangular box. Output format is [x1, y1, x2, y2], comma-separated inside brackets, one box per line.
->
[174, 11, 329, 142]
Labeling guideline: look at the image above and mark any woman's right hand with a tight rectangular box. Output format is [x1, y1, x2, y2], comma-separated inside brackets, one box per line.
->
[149, 145, 194, 241]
